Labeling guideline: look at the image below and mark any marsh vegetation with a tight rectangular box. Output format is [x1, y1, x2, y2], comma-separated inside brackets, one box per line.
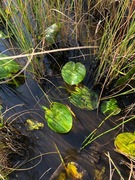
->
[0, 0, 135, 179]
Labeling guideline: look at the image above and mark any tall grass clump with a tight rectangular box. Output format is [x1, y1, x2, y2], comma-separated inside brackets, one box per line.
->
[94, 0, 135, 100]
[0, 0, 95, 81]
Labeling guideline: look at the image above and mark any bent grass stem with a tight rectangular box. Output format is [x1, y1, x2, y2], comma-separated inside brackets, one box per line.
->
[81, 116, 135, 150]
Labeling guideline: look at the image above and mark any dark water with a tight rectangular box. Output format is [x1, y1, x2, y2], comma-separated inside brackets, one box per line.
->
[0, 75, 133, 180]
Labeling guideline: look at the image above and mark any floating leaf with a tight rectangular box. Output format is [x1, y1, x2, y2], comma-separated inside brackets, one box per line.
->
[101, 98, 121, 116]
[61, 61, 86, 85]
[114, 132, 135, 158]
[45, 23, 61, 44]
[66, 162, 84, 179]
[26, 119, 44, 130]
[50, 162, 87, 180]
[70, 86, 98, 110]
[42, 102, 72, 133]
[0, 53, 20, 79]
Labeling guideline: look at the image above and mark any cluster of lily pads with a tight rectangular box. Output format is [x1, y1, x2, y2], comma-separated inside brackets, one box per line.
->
[0, 24, 133, 160]
[42, 61, 121, 134]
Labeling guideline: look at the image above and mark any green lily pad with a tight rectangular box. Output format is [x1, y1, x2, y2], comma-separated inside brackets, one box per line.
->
[61, 61, 86, 85]
[114, 132, 135, 158]
[101, 98, 121, 116]
[0, 53, 20, 79]
[42, 102, 73, 133]
[45, 23, 61, 44]
[70, 86, 98, 110]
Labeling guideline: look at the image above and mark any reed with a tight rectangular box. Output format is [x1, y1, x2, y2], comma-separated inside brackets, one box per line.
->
[94, 0, 135, 100]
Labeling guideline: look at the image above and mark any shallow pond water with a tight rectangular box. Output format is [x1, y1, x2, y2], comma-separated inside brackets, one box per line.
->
[0, 74, 133, 180]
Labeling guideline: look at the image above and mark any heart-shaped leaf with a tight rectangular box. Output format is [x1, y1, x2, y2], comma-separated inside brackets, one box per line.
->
[43, 102, 72, 133]
[101, 98, 121, 116]
[114, 132, 135, 158]
[61, 61, 86, 85]
[0, 53, 20, 79]
[70, 86, 98, 110]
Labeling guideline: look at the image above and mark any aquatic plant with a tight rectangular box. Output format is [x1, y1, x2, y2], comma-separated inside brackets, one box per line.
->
[42, 102, 73, 133]
[0, 0, 134, 179]
[70, 86, 98, 110]
[94, 0, 135, 101]
[101, 98, 121, 116]
[114, 132, 135, 159]
[61, 61, 86, 85]
[61, 61, 99, 110]
[0, 0, 63, 80]
[0, 53, 20, 80]
[26, 119, 44, 130]
[81, 115, 135, 150]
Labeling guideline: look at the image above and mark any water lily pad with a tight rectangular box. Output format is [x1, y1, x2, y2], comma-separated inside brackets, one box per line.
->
[26, 119, 44, 130]
[45, 23, 61, 44]
[101, 98, 121, 116]
[114, 132, 135, 158]
[61, 61, 86, 85]
[0, 53, 20, 79]
[42, 102, 73, 133]
[70, 86, 98, 110]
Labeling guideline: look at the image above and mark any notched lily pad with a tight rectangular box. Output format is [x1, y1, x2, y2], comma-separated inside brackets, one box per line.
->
[0, 53, 20, 79]
[26, 119, 44, 130]
[70, 86, 98, 110]
[61, 61, 86, 85]
[101, 98, 121, 116]
[114, 132, 135, 158]
[42, 102, 73, 133]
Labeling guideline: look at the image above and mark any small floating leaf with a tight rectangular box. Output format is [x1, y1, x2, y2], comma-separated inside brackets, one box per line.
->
[66, 162, 84, 179]
[50, 162, 87, 180]
[101, 98, 121, 116]
[0, 53, 20, 79]
[114, 132, 135, 158]
[45, 23, 61, 44]
[61, 61, 86, 85]
[43, 102, 72, 133]
[26, 119, 44, 130]
[70, 86, 98, 110]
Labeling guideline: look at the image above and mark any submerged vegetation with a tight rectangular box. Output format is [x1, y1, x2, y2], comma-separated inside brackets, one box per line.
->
[0, 0, 135, 179]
